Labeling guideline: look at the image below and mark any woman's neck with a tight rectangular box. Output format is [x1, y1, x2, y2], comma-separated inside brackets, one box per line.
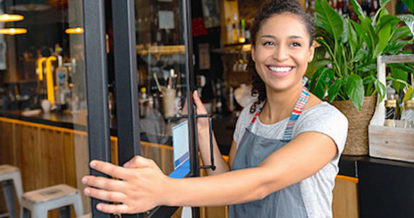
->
[260, 83, 303, 124]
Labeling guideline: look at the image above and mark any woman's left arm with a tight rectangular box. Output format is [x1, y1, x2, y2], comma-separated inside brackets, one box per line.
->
[82, 131, 337, 214]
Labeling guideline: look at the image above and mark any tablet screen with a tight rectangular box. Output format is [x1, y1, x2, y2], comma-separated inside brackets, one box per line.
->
[169, 120, 190, 179]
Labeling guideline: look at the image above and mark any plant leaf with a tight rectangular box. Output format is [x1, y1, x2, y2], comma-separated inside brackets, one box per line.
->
[397, 14, 414, 39]
[374, 78, 386, 103]
[350, 0, 365, 20]
[314, 0, 344, 45]
[311, 68, 330, 99]
[390, 65, 409, 92]
[342, 18, 349, 44]
[327, 80, 343, 102]
[348, 19, 358, 55]
[389, 26, 412, 43]
[352, 49, 369, 62]
[374, 17, 392, 57]
[402, 86, 413, 103]
[373, 0, 391, 22]
[346, 75, 365, 111]
[355, 62, 377, 73]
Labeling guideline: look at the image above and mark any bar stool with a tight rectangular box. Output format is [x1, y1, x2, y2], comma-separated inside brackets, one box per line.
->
[0, 165, 23, 218]
[21, 184, 84, 218]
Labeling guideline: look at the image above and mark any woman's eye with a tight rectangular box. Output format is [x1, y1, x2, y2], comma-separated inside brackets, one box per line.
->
[263, 41, 274, 46]
[291, 42, 302, 47]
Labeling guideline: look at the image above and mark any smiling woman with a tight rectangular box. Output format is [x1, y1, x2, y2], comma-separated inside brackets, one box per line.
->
[82, 1, 348, 217]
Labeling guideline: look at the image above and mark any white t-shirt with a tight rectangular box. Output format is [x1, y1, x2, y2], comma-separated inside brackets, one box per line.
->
[233, 101, 348, 218]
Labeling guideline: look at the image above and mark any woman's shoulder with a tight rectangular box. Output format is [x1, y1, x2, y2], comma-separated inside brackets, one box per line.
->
[302, 102, 347, 122]
[297, 101, 348, 136]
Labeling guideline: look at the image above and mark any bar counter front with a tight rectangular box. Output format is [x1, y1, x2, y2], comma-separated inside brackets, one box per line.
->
[1, 110, 414, 218]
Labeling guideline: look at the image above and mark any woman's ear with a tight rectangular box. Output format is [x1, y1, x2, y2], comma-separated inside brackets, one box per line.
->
[308, 43, 315, 63]
[251, 46, 256, 62]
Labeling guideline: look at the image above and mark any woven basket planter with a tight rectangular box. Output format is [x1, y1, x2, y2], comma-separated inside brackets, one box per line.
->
[331, 96, 376, 155]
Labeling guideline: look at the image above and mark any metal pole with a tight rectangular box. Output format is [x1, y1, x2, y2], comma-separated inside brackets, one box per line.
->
[111, 0, 142, 217]
[182, 0, 200, 217]
[83, 0, 112, 217]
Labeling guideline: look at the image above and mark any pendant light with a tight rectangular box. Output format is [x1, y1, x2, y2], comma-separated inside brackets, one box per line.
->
[0, 14, 24, 22]
[0, 28, 27, 35]
[65, 27, 83, 34]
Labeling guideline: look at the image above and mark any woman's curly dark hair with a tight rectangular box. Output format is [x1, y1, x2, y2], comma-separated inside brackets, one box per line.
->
[249, 0, 315, 113]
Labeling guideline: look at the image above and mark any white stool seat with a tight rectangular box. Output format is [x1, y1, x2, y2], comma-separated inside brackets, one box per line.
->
[22, 184, 84, 218]
[0, 165, 23, 218]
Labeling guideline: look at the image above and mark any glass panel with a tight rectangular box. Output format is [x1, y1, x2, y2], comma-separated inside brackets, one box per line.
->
[0, 0, 90, 214]
[135, 0, 187, 175]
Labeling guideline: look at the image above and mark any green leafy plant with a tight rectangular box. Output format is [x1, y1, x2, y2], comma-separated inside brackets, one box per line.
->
[307, 0, 414, 111]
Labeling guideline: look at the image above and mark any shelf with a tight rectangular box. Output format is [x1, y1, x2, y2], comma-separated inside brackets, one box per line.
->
[212, 43, 251, 54]
[136, 44, 185, 56]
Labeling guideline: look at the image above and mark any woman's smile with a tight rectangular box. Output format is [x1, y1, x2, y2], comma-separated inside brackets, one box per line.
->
[267, 64, 296, 78]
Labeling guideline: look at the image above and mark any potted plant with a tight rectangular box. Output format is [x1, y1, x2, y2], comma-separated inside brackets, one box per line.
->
[307, 0, 414, 155]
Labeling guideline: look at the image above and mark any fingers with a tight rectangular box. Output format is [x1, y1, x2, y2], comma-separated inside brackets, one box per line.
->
[84, 186, 127, 203]
[123, 156, 155, 168]
[82, 175, 125, 192]
[89, 160, 132, 180]
[193, 91, 207, 114]
[96, 203, 130, 214]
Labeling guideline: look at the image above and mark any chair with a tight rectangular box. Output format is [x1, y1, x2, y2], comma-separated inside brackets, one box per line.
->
[21, 184, 83, 218]
[0, 165, 23, 218]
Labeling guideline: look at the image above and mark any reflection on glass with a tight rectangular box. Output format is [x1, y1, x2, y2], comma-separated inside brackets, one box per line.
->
[135, 0, 187, 175]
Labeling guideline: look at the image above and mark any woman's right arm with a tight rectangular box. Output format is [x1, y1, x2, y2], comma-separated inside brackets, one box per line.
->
[193, 91, 234, 175]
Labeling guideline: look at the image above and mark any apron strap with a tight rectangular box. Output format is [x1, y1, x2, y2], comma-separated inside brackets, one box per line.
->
[282, 87, 310, 141]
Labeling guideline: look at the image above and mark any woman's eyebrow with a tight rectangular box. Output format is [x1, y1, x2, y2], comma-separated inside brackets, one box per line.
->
[260, 35, 304, 39]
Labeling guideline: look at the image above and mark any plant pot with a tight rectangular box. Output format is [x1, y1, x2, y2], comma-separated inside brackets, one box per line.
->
[331, 96, 376, 155]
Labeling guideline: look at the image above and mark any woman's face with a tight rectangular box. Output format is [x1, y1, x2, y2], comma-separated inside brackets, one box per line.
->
[251, 13, 314, 92]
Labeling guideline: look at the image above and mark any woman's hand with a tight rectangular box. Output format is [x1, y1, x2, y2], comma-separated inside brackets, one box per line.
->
[82, 156, 172, 214]
[192, 91, 209, 132]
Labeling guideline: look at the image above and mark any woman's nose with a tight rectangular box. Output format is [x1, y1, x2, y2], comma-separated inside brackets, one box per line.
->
[273, 45, 288, 61]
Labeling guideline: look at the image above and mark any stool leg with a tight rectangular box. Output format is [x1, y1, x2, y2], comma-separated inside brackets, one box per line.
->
[1, 180, 17, 218]
[32, 207, 48, 218]
[11, 171, 23, 204]
[58, 205, 71, 218]
[22, 208, 30, 218]
[73, 194, 84, 216]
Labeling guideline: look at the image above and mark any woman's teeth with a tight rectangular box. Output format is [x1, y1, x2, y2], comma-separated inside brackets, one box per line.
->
[269, 67, 292, 72]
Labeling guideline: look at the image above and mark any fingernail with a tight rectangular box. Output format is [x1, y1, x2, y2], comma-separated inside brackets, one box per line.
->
[84, 188, 90, 195]
[97, 204, 103, 210]
[90, 161, 96, 167]
[82, 177, 88, 184]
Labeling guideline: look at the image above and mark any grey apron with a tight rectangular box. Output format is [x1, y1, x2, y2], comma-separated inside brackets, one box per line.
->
[228, 88, 310, 218]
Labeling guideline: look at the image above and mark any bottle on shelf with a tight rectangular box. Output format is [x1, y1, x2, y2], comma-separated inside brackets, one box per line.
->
[227, 18, 234, 44]
[239, 19, 246, 43]
[139, 87, 148, 118]
[233, 13, 240, 44]
[401, 98, 414, 128]
[213, 80, 228, 114]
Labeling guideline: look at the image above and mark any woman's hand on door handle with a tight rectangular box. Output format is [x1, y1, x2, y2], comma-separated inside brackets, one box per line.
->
[82, 156, 172, 214]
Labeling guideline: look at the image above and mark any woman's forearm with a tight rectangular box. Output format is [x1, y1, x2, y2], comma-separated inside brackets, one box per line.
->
[165, 167, 271, 207]
[197, 128, 230, 175]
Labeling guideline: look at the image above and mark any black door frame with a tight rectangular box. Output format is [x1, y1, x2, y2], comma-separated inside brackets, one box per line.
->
[83, 0, 112, 217]
[84, 0, 199, 217]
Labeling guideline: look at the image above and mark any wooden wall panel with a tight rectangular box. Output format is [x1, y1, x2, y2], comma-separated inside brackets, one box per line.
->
[63, 132, 77, 187]
[20, 125, 40, 191]
[332, 176, 359, 218]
